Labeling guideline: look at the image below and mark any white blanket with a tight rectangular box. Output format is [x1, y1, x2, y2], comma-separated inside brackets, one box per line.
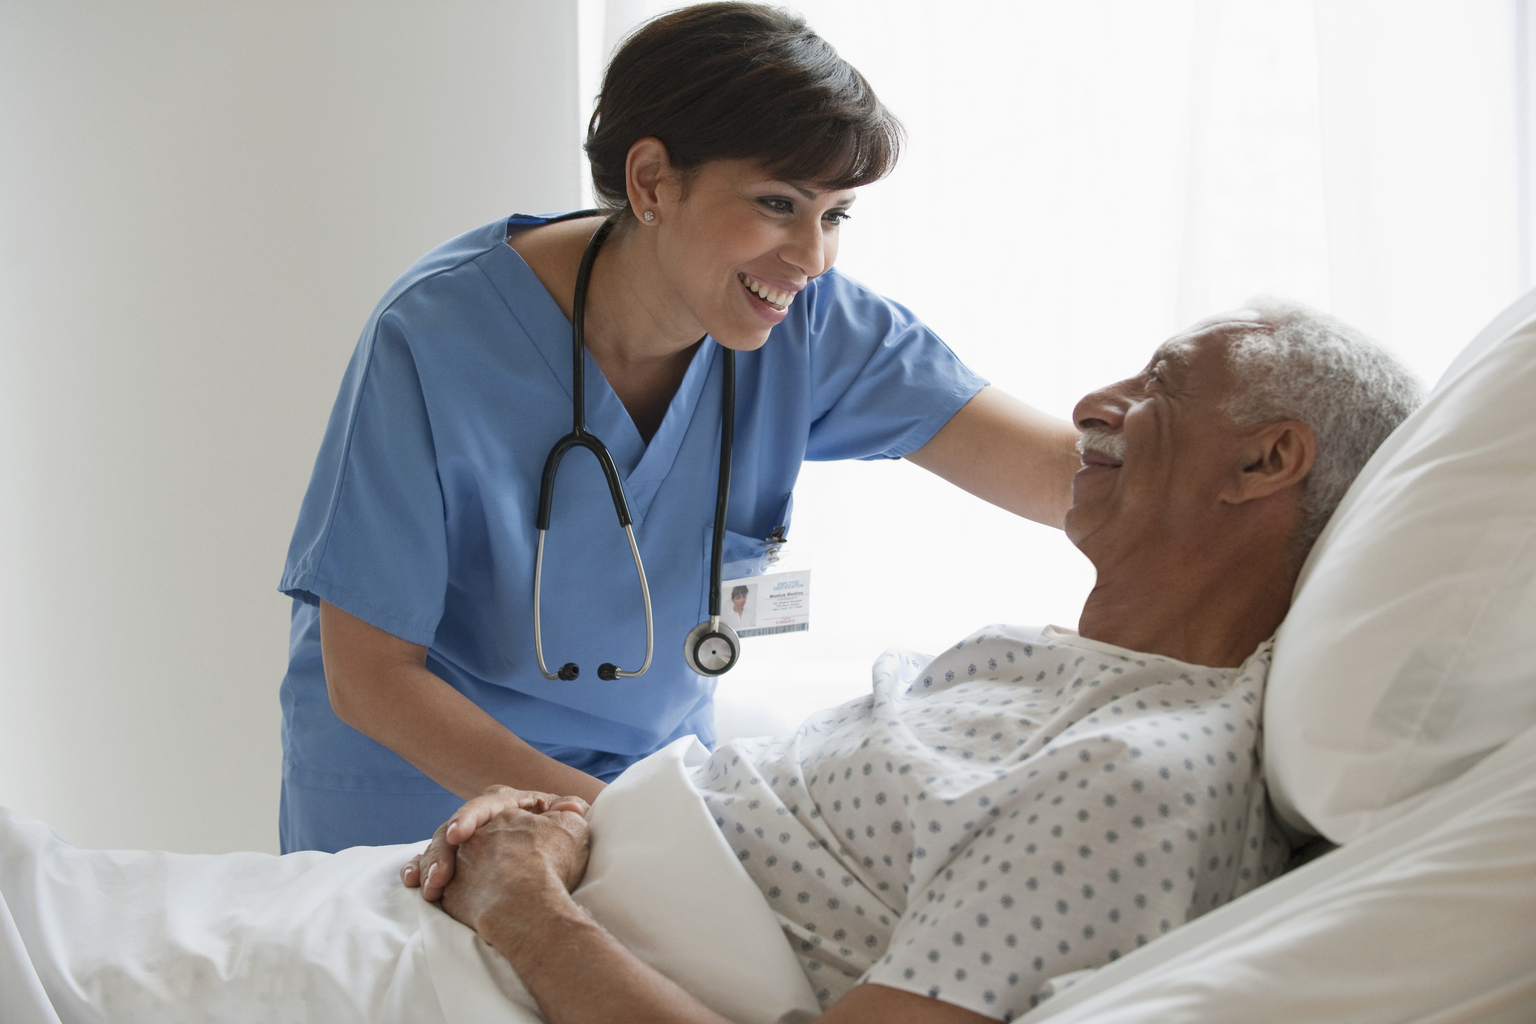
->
[0, 738, 820, 1024]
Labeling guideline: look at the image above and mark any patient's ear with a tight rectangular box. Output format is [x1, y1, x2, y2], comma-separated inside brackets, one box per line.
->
[1222, 420, 1316, 505]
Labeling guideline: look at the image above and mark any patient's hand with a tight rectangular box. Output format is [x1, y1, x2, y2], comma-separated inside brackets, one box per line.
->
[401, 785, 590, 902]
[438, 803, 592, 938]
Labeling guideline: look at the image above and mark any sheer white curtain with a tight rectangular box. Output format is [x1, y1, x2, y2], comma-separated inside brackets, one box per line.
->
[582, 1, 1527, 727]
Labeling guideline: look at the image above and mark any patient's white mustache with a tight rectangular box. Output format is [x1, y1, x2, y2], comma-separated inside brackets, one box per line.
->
[1076, 428, 1126, 462]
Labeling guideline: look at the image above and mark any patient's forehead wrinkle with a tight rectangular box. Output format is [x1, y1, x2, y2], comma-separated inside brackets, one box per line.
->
[1149, 339, 1193, 373]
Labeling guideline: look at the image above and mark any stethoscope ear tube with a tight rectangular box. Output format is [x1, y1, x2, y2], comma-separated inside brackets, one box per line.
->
[533, 505, 654, 682]
[532, 529, 574, 679]
[531, 210, 736, 683]
[536, 433, 635, 530]
[602, 522, 653, 679]
[532, 213, 654, 682]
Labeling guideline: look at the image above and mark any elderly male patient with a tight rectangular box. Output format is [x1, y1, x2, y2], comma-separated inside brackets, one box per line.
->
[402, 300, 1421, 1024]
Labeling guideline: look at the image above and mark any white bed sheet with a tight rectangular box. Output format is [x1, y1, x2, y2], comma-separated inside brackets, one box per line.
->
[1018, 722, 1536, 1024]
[0, 737, 819, 1024]
[12, 724, 1531, 1024]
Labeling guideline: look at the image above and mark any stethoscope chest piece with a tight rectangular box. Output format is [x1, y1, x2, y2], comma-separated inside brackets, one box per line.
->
[684, 618, 740, 676]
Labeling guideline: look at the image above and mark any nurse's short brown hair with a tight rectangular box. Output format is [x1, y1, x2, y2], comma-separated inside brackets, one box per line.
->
[585, 2, 903, 209]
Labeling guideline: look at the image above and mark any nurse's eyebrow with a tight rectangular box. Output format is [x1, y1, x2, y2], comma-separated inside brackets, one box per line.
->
[782, 181, 856, 205]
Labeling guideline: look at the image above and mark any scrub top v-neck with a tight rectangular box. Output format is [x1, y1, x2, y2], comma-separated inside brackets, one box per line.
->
[277, 213, 986, 852]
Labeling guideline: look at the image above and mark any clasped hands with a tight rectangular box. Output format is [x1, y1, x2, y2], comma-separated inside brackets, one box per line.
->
[400, 786, 592, 935]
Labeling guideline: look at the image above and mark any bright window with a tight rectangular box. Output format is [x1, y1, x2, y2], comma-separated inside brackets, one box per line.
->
[584, 1, 1528, 726]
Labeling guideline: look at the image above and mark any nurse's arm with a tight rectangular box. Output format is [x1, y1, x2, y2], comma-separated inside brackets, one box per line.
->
[318, 599, 606, 806]
[905, 385, 1079, 529]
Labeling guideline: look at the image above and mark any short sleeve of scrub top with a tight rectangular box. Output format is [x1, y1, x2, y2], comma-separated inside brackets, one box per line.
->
[276, 214, 988, 852]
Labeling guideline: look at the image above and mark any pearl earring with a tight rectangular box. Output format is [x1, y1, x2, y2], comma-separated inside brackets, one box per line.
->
[643, 210, 655, 222]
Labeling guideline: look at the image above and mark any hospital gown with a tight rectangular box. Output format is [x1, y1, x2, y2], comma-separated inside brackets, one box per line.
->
[693, 625, 1288, 1020]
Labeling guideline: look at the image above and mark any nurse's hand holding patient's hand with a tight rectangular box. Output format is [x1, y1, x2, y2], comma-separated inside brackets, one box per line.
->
[401, 785, 591, 902]
[439, 802, 593, 949]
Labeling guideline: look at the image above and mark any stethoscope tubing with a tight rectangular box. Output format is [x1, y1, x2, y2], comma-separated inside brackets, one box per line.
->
[706, 340, 734, 620]
[532, 210, 732, 681]
[533, 520, 654, 680]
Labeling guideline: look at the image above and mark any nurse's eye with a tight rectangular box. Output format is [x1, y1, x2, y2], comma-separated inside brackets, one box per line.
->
[823, 209, 852, 226]
[760, 196, 795, 214]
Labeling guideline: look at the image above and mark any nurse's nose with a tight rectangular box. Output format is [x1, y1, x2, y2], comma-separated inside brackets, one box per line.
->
[781, 216, 830, 279]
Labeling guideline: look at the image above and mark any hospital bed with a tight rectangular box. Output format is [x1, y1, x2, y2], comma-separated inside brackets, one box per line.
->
[3, 288, 1536, 1023]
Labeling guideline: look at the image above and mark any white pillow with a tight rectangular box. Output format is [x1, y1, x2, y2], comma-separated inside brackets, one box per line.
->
[1017, 722, 1536, 1024]
[572, 737, 821, 1024]
[1264, 287, 1536, 843]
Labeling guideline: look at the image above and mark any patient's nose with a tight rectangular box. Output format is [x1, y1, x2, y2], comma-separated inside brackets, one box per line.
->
[1073, 384, 1127, 432]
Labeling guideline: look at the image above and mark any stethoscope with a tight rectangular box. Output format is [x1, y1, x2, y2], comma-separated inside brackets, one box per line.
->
[532, 212, 741, 682]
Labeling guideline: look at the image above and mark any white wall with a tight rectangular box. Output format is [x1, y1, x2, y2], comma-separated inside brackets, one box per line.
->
[0, 1, 582, 853]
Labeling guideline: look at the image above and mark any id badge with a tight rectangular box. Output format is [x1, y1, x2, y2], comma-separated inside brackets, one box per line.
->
[717, 569, 810, 638]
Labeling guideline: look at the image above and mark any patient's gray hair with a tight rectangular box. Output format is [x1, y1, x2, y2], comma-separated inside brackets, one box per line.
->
[1223, 298, 1422, 553]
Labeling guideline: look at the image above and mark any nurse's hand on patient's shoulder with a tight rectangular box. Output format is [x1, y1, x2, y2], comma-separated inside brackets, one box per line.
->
[401, 784, 591, 902]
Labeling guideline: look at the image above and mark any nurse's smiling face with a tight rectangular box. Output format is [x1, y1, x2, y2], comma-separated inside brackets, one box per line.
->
[645, 155, 856, 351]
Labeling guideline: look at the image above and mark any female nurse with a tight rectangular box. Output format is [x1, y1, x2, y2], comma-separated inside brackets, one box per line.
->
[277, 2, 1079, 853]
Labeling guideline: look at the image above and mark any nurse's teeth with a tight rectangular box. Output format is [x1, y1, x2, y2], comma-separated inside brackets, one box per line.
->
[741, 274, 793, 310]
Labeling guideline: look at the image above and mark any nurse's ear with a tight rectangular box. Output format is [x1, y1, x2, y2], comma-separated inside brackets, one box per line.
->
[624, 136, 679, 224]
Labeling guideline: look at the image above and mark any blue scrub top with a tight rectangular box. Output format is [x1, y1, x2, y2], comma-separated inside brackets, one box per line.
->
[278, 213, 986, 852]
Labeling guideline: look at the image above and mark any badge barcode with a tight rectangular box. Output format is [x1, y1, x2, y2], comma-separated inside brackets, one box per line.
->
[737, 622, 809, 639]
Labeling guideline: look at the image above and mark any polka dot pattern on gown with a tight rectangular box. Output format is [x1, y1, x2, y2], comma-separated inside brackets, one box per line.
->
[693, 624, 1288, 1020]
